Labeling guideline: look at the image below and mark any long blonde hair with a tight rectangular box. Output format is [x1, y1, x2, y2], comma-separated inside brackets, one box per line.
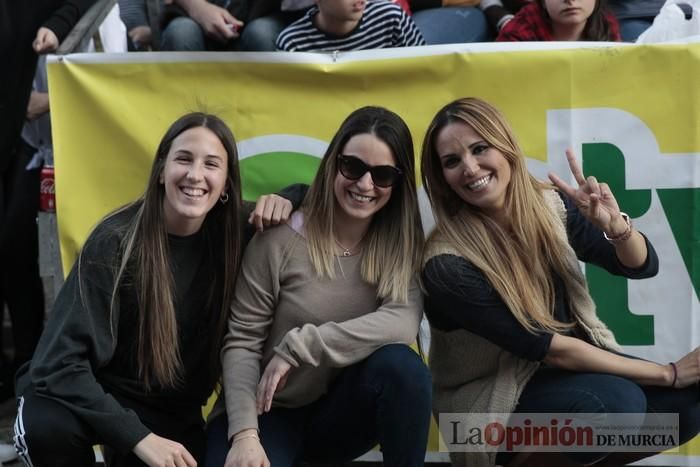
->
[303, 106, 424, 303]
[421, 98, 581, 333]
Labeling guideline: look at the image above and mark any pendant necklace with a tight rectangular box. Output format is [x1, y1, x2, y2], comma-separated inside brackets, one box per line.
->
[334, 237, 362, 257]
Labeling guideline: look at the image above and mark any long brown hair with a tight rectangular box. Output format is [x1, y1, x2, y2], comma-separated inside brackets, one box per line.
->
[96, 113, 242, 389]
[421, 98, 580, 333]
[537, 0, 615, 40]
[303, 106, 424, 303]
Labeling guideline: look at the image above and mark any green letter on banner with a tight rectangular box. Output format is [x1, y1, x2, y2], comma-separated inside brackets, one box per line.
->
[657, 188, 700, 303]
[582, 143, 654, 345]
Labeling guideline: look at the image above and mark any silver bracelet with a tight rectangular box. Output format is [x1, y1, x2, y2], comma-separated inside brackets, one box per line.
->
[603, 212, 632, 244]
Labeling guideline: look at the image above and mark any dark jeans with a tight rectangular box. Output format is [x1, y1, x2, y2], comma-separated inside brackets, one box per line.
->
[238, 10, 307, 51]
[619, 18, 653, 42]
[160, 9, 306, 52]
[14, 387, 205, 467]
[205, 344, 432, 467]
[497, 365, 700, 465]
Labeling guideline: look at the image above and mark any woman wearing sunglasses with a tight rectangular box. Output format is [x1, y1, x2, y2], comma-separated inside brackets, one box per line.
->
[204, 106, 431, 467]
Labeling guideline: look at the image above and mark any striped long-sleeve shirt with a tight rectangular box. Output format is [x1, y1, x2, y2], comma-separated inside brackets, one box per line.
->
[276, 0, 425, 52]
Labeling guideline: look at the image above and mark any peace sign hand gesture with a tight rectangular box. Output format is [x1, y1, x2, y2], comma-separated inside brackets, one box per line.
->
[548, 149, 627, 236]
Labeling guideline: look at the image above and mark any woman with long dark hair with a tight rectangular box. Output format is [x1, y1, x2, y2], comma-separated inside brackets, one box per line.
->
[13, 112, 304, 467]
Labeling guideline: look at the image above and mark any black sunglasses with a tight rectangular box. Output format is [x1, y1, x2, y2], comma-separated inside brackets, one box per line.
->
[337, 155, 402, 188]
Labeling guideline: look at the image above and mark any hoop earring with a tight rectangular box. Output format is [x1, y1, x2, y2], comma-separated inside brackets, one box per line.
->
[220, 192, 229, 204]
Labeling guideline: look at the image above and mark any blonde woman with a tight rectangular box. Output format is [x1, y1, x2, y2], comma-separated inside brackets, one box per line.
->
[205, 106, 431, 467]
[420, 97, 700, 466]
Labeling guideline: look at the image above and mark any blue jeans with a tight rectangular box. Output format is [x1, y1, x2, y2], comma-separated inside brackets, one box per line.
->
[161, 16, 206, 51]
[238, 10, 307, 51]
[412, 7, 492, 44]
[619, 18, 653, 42]
[205, 344, 432, 467]
[160, 16, 240, 51]
[497, 365, 700, 465]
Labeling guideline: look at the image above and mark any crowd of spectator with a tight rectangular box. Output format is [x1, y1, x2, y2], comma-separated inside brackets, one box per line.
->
[117, 0, 664, 53]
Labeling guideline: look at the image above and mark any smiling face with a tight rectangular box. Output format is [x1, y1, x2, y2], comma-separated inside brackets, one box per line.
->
[435, 121, 511, 217]
[543, 0, 595, 29]
[333, 132, 396, 227]
[161, 126, 229, 236]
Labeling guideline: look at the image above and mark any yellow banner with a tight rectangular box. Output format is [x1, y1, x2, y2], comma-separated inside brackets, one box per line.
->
[48, 44, 700, 269]
[48, 43, 700, 462]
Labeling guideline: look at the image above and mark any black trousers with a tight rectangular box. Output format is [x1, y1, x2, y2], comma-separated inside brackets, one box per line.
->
[14, 387, 206, 467]
[0, 140, 44, 370]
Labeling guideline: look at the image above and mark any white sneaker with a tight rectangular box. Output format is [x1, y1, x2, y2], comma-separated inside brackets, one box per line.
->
[0, 442, 17, 462]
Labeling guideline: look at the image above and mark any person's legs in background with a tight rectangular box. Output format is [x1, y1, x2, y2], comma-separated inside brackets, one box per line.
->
[239, 9, 308, 51]
[619, 18, 653, 42]
[412, 6, 492, 44]
[160, 16, 207, 51]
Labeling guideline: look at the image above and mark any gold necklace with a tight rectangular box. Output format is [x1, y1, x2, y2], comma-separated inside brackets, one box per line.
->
[334, 237, 362, 257]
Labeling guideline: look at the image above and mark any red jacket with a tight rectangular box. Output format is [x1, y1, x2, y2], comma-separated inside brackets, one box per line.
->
[496, 2, 621, 41]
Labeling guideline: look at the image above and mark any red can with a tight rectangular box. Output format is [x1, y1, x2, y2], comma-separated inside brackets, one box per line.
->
[40, 166, 56, 212]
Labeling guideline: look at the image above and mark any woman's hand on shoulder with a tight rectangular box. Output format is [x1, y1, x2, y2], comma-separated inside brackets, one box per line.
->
[248, 194, 293, 233]
[225, 433, 269, 467]
[133, 433, 197, 467]
[548, 148, 624, 234]
[671, 347, 700, 388]
[256, 355, 292, 414]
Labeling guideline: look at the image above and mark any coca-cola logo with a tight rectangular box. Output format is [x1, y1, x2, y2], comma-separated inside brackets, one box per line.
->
[40, 178, 55, 194]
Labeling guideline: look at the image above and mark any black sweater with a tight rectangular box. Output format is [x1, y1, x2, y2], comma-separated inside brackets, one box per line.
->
[16, 184, 307, 453]
[423, 193, 659, 362]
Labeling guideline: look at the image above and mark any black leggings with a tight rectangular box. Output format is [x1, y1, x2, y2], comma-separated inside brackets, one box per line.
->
[14, 388, 205, 467]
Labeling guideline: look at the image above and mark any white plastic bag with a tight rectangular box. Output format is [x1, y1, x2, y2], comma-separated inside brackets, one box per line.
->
[636, 0, 700, 43]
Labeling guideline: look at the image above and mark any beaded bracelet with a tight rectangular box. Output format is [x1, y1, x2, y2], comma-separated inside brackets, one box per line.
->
[670, 362, 678, 388]
[604, 212, 632, 244]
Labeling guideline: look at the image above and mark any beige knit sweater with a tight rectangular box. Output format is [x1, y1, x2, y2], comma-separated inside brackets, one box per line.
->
[222, 212, 423, 438]
[424, 189, 621, 467]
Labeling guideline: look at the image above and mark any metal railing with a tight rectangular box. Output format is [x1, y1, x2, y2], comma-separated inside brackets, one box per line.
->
[56, 0, 117, 54]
